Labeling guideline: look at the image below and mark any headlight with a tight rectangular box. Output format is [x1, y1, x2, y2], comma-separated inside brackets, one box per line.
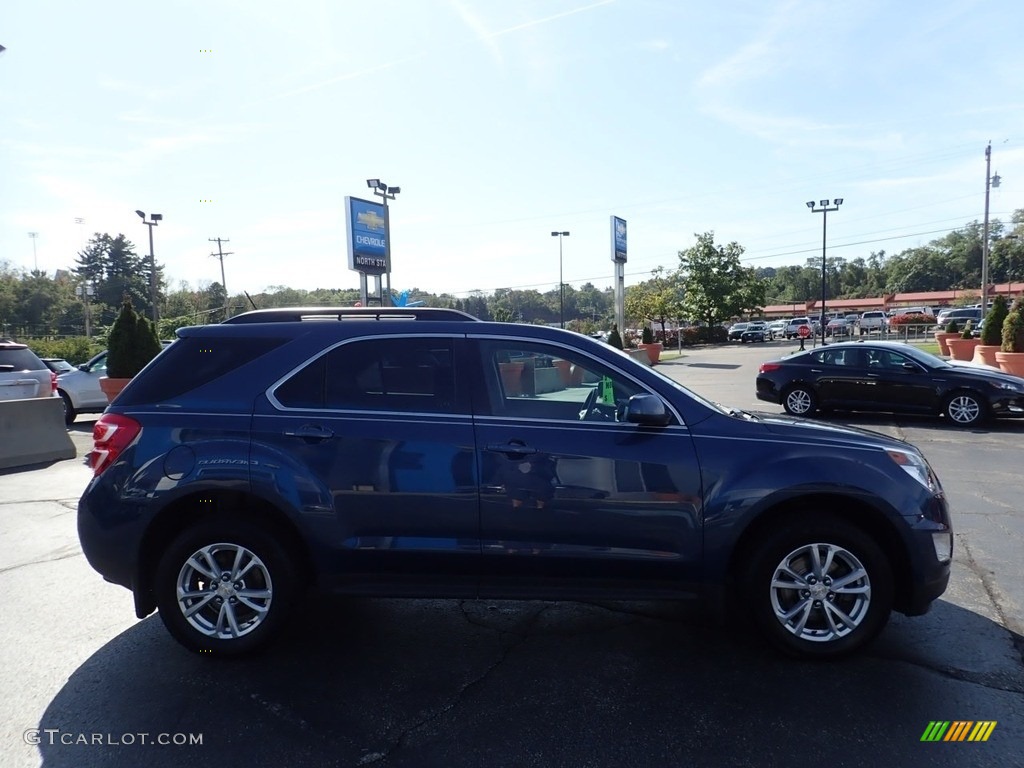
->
[991, 380, 1023, 392]
[886, 449, 938, 493]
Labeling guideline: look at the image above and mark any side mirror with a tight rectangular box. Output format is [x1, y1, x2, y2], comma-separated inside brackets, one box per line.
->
[623, 393, 671, 427]
[77, 364, 88, 371]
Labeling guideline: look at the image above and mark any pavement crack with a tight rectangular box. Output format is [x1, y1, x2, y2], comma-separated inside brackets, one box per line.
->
[362, 602, 552, 764]
[0, 549, 81, 575]
[957, 536, 1024, 670]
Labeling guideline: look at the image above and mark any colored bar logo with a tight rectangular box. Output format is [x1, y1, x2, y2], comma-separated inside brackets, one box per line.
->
[921, 721, 997, 742]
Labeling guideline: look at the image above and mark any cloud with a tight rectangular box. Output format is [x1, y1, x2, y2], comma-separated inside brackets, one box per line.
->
[448, 0, 504, 67]
[641, 39, 671, 51]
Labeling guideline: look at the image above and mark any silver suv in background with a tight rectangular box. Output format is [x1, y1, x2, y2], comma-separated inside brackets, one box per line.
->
[783, 317, 818, 338]
[859, 311, 887, 335]
[0, 340, 56, 402]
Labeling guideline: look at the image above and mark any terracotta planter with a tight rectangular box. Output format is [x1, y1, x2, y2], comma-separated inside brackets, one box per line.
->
[946, 337, 981, 361]
[99, 376, 131, 403]
[569, 363, 585, 387]
[933, 331, 959, 356]
[553, 359, 572, 387]
[498, 362, 525, 396]
[972, 345, 1000, 367]
[995, 351, 1024, 377]
[639, 342, 663, 364]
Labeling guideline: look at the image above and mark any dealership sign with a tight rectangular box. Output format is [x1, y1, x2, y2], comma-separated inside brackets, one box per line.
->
[611, 216, 627, 263]
[346, 196, 390, 274]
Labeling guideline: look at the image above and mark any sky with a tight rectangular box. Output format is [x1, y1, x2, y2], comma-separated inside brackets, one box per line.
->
[2, 0, 1023, 302]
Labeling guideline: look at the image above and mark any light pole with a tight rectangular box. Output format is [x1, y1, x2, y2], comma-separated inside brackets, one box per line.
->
[75, 282, 94, 338]
[135, 210, 163, 322]
[551, 231, 570, 328]
[28, 232, 39, 272]
[981, 142, 1001, 312]
[367, 179, 400, 306]
[806, 199, 843, 346]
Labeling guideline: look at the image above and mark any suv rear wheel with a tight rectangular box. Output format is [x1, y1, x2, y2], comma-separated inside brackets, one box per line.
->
[155, 517, 299, 656]
[743, 514, 894, 658]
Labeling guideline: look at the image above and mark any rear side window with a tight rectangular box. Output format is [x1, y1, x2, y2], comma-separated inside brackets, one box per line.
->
[0, 347, 45, 371]
[116, 337, 286, 404]
[274, 337, 458, 414]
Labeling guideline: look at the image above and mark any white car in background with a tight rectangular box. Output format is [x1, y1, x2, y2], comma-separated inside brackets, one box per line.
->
[56, 350, 110, 425]
[57, 341, 173, 425]
[766, 319, 788, 339]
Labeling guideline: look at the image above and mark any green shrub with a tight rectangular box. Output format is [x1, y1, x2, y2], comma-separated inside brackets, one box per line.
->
[607, 326, 623, 350]
[1001, 302, 1024, 353]
[981, 295, 1009, 346]
[944, 320, 959, 334]
[24, 337, 103, 365]
[960, 320, 974, 340]
[106, 299, 162, 378]
[641, 326, 654, 344]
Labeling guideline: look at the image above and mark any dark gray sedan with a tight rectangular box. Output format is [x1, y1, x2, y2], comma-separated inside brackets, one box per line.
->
[756, 341, 1024, 426]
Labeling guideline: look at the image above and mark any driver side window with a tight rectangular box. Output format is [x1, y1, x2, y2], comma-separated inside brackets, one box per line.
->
[477, 340, 646, 422]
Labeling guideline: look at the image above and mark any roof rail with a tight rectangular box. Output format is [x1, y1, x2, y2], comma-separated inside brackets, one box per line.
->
[222, 307, 479, 324]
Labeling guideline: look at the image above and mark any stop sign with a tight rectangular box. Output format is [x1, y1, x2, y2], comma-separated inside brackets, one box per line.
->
[798, 325, 811, 338]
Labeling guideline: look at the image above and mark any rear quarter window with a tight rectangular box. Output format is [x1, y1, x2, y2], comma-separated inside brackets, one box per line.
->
[0, 347, 46, 371]
[115, 337, 287, 404]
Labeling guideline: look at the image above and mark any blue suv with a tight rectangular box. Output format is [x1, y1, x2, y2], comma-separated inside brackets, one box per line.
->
[77, 307, 952, 659]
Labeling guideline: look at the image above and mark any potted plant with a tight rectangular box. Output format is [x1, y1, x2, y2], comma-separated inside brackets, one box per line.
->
[607, 326, 624, 350]
[995, 300, 1024, 376]
[973, 295, 1008, 367]
[946, 320, 981, 361]
[934, 320, 959, 356]
[638, 325, 662, 364]
[100, 298, 163, 402]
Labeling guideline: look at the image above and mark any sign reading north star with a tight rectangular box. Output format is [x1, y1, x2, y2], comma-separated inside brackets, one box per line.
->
[611, 216, 627, 263]
[346, 196, 390, 274]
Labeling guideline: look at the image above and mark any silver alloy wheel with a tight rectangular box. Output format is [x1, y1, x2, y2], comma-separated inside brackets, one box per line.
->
[785, 388, 813, 415]
[175, 542, 273, 639]
[946, 394, 981, 424]
[769, 542, 871, 643]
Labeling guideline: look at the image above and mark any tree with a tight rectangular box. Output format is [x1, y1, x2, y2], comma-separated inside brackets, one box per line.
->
[677, 232, 764, 327]
[73, 234, 151, 323]
[625, 267, 684, 338]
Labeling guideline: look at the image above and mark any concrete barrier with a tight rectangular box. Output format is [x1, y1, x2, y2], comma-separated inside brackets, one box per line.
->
[0, 397, 77, 471]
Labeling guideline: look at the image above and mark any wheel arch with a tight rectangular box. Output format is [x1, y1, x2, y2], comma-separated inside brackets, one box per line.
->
[725, 494, 914, 614]
[132, 490, 314, 618]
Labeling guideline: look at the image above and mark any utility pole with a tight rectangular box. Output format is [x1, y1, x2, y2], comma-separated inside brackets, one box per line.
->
[981, 142, 1001, 313]
[209, 238, 233, 320]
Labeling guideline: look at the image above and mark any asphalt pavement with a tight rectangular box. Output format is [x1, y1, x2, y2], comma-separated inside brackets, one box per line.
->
[1, 339, 1021, 768]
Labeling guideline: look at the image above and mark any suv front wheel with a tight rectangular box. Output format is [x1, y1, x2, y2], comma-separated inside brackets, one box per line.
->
[155, 517, 299, 656]
[743, 514, 894, 658]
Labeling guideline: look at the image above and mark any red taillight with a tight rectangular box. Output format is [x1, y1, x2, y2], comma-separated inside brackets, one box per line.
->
[50, 370, 58, 395]
[90, 413, 142, 477]
[759, 363, 782, 373]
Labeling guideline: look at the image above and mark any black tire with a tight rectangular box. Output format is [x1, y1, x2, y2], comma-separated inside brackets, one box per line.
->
[155, 517, 299, 656]
[59, 391, 76, 426]
[782, 385, 817, 416]
[943, 391, 986, 427]
[742, 514, 894, 659]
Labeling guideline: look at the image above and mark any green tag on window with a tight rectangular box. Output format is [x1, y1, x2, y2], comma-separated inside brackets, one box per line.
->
[600, 376, 614, 405]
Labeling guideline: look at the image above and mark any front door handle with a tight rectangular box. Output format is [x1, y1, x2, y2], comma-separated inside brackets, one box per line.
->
[486, 442, 537, 457]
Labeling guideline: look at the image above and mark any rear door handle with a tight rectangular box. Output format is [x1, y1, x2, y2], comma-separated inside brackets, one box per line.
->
[284, 424, 335, 441]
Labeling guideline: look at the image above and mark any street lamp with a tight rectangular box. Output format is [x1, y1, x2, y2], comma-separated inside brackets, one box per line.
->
[551, 231, 570, 328]
[366, 179, 400, 306]
[806, 198, 843, 346]
[135, 210, 163, 322]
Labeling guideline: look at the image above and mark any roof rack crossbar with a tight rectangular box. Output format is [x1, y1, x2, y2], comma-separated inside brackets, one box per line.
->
[222, 307, 478, 324]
